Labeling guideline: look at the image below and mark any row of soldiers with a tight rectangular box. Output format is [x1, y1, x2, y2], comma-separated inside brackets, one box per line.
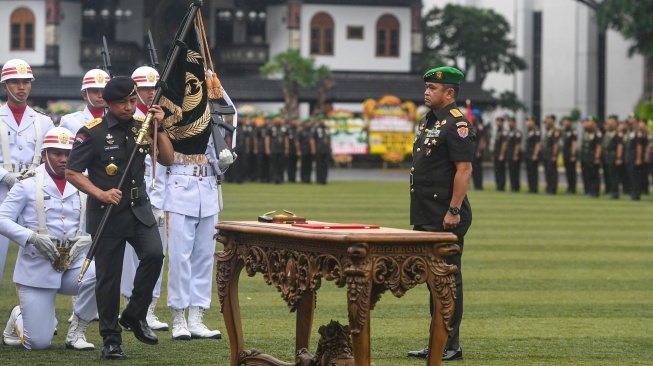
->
[472, 113, 652, 200]
[225, 113, 332, 185]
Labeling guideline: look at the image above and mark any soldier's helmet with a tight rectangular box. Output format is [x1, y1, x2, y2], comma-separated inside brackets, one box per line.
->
[1, 59, 34, 83]
[81, 69, 111, 91]
[131, 66, 160, 87]
[42, 127, 75, 151]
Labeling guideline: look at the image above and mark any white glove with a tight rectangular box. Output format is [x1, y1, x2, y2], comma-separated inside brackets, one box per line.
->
[27, 233, 60, 262]
[152, 206, 165, 227]
[218, 149, 236, 169]
[2, 172, 20, 189]
[68, 236, 93, 261]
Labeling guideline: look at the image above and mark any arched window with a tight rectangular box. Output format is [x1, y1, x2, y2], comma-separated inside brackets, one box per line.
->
[10, 7, 35, 51]
[310, 12, 334, 56]
[376, 14, 399, 57]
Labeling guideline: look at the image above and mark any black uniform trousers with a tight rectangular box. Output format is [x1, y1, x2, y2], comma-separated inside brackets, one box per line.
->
[525, 158, 539, 193]
[494, 157, 506, 191]
[581, 160, 600, 197]
[229, 149, 247, 183]
[315, 153, 329, 184]
[414, 221, 470, 352]
[626, 162, 642, 199]
[286, 154, 298, 183]
[269, 153, 284, 184]
[640, 163, 650, 195]
[257, 153, 270, 183]
[543, 159, 558, 194]
[471, 156, 483, 190]
[602, 162, 619, 198]
[94, 219, 164, 346]
[618, 163, 630, 194]
[246, 152, 258, 182]
[564, 159, 577, 193]
[300, 154, 313, 183]
[508, 158, 521, 192]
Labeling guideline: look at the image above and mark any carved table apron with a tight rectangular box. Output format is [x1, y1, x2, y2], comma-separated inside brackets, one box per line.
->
[215, 221, 460, 366]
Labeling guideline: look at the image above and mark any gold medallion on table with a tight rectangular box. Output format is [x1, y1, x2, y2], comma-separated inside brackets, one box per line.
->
[105, 163, 118, 176]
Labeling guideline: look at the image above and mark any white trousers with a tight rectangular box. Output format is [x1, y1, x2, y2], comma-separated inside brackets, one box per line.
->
[120, 223, 167, 299]
[17, 262, 97, 349]
[166, 212, 216, 310]
[0, 235, 8, 283]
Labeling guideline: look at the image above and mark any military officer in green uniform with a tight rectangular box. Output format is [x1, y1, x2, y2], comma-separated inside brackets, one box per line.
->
[601, 115, 623, 199]
[298, 117, 314, 183]
[506, 116, 522, 192]
[580, 115, 602, 197]
[286, 114, 300, 182]
[65, 77, 174, 360]
[265, 113, 289, 184]
[524, 115, 541, 193]
[541, 114, 560, 194]
[311, 114, 331, 185]
[493, 116, 508, 191]
[561, 116, 578, 194]
[407, 67, 474, 362]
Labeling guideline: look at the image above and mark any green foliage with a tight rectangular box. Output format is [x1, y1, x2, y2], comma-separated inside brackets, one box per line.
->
[1, 181, 651, 365]
[423, 4, 528, 84]
[260, 50, 330, 115]
[635, 100, 653, 120]
[597, 0, 653, 56]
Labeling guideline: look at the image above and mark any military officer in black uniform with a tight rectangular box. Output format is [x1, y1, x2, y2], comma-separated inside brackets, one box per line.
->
[636, 120, 650, 195]
[506, 116, 522, 192]
[286, 114, 300, 182]
[580, 115, 602, 197]
[601, 115, 623, 199]
[541, 114, 560, 194]
[245, 114, 257, 182]
[65, 77, 174, 360]
[493, 116, 508, 191]
[255, 115, 271, 182]
[266, 113, 288, 184]
[561, 116, 578, 194]
[298, 117, 314, 183]
[524, 115, 541, 193]
[470, 109, 486, 190]
[311, 114, 331, 185]
[624, 116, 647, 200]
[407, 67, 474, 362]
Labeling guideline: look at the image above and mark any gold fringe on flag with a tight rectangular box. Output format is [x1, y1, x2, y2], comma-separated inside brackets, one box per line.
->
[196, 11, 224, 101]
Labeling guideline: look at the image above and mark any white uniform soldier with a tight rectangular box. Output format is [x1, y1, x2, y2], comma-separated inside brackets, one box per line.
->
[0, 59, 55, 281]
[119, 66, 168, 330]
[59, 69, 110, 135]
[164, 134, 235, 340]
[59, 69, 108, 323]
[1, 127, 97, 350]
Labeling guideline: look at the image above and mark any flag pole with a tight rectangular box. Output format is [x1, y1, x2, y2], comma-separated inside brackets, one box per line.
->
[78, 1, 203, 282]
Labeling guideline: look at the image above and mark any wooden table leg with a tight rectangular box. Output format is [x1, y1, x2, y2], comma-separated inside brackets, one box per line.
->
[350, 312, 371, 366]
[221, 258, 245, 366]
[295, 289, 316, 352]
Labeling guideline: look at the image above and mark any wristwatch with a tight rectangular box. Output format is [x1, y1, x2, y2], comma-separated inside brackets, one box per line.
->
[448, 206, 460, 215]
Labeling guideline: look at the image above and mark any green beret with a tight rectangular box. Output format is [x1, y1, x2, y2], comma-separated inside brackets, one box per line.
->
[526, 114, 535, 120]
[546, 114, 556, 120]
[423, 66, 464, 85]
[248, 113, 257, 118]
[629, 112, 639, 119]
[608, 114, 619, 120]
[588, 115, 599, 122]
[104, 76, 137, 102]
[507, 115, 516, 121]
[302, 117, 311, 124]
[316, 114, 325, 120]
[290, 114, 298, 120]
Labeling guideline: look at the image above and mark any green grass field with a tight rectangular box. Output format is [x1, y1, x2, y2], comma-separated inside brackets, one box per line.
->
[0, 180, 652, 365]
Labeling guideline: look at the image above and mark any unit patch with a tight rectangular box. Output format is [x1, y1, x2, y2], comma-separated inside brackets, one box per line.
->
[457, 126, 469, 138]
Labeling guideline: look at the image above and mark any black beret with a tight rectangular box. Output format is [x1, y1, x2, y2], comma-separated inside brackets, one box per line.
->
[104, 76, 137, 102]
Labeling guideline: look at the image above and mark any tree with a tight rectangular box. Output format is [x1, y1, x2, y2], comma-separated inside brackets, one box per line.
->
[423, 4, 527, 85]
[595, 0, 653, 56]
[259, 50, 331, 116]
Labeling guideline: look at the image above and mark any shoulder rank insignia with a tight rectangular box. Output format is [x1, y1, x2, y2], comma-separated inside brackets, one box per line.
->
[84, 118, 103, 130]
[450, 109, 463, 118]
[18, 172, 36, 181]
[134, 116, 145, 123]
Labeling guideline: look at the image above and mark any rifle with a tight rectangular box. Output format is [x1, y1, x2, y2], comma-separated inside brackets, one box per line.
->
[78, 2, 202, 282]
[100, 36, 113, 78]
[146, 30, 159, 70]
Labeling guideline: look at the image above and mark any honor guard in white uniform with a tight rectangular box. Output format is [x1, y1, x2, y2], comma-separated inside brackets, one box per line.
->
[60, 69, 110, 135]
[0, 59, 55, 281]
[119, 66, 168, 331]
[1, 127, 97, 350]
[164, 134, 235, 340]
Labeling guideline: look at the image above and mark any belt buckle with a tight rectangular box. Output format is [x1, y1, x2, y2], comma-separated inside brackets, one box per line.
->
[410, 173, 414, 186]
[130, 187, 138, 199]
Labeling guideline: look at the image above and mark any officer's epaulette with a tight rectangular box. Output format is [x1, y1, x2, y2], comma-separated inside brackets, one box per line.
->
[84, 118, 103, 129]
[449, 109, 463, 118]
[134, 116, 145, 123]
[17, 172, 36, 181]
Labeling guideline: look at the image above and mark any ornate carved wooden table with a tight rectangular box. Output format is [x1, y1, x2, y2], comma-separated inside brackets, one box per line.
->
[215, 221, 460, 366]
